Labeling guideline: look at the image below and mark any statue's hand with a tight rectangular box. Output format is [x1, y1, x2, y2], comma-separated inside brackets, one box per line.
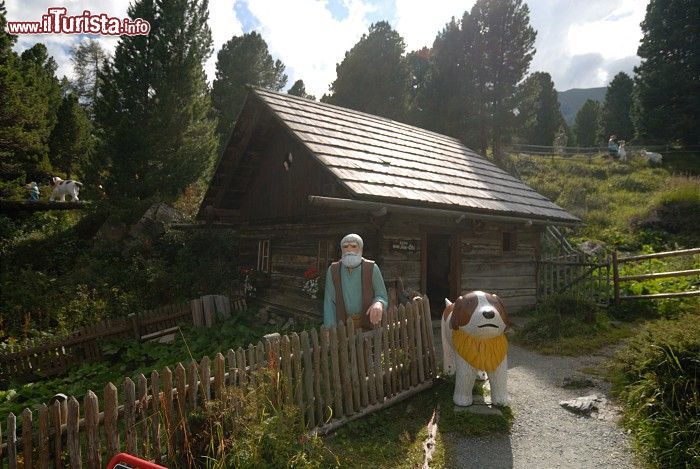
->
[366, 301, 383, 325]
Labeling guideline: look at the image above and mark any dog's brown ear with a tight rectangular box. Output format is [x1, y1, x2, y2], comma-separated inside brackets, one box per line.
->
[450, 293, 477, 330]
[488, 293, 511, 328]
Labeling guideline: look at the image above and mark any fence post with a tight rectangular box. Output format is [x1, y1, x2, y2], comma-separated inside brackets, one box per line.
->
[129, 313, 140, 340]
[612, 251, 620, 306]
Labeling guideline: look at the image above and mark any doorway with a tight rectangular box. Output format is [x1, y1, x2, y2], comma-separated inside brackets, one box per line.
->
[425, 233, 452, 318]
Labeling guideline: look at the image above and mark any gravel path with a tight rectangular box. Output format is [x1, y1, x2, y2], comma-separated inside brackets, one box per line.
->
[437, 331, 639, 468]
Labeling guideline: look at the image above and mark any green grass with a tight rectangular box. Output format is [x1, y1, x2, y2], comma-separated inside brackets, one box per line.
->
[609, 313, 700, 468]
[327, 377, 512, 468]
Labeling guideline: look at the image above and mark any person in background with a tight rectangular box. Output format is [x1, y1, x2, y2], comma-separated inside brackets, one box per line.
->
[323, 233, 388, 330]
[608, 135, 619, 159]
[27, 182, 40, 201]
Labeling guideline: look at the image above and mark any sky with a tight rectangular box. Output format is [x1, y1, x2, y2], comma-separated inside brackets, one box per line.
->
[6, 0, 649, 98]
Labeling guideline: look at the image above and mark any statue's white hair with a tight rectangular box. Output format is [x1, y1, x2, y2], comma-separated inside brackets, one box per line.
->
[340, 233, 363, 249]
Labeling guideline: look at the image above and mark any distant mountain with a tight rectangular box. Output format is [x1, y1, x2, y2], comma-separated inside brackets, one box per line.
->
[557, 87, 607, 125]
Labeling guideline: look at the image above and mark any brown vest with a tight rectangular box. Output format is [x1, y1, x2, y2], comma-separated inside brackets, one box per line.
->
[330, 259, 376, 330]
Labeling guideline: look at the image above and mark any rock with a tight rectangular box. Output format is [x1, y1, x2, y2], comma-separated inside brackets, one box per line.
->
[577, 240, 606, 257]
[130, 203, 186, 239]
[455, 404, 503, 416]
[560, 394, 607, 418]
[257, 307, 270, 323]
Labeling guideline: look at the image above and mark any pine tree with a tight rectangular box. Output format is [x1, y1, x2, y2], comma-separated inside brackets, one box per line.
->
[573, 99, 600, 147]
[471, 0, 536, 160]
[515, 71, 563, 145]
[212, 32, 287, 146]
[633, 0, 699, 145]
[327, 21, 411, 121]
[95, 0, 217, 199]
[70, 38, 108, 113]
[49, 93, 92, 178]
[598, 72, 634, 143]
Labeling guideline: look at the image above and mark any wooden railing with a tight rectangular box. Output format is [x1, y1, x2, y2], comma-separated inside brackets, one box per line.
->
[612, 247, 700, 305]
[0, 297, 436, 467]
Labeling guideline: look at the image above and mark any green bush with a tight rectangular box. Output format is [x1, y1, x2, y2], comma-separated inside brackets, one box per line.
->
[611, 314, 700, 468]
[515, 292, 602, 344]
[187, 367, 338, 468]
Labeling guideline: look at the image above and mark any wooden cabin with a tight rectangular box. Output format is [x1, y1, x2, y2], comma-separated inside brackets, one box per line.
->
[198, 87, 580, 318]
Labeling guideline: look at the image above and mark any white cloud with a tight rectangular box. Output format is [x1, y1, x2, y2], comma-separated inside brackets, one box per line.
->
[6, 1, 650, 94]
[244, 0, 374, 98]
[394, 0, 474, 51]
[205, 2, 243, 83]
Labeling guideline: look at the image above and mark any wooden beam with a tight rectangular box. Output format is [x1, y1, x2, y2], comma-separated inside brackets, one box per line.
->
[621, 291, 700, 300]
[0, 200, 88, 213]
[620, 269, 700, 282]
[214, 105, 261, 207]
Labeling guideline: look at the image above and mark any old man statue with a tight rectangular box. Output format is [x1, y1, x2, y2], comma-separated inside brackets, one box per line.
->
[323, 233, 389, 330]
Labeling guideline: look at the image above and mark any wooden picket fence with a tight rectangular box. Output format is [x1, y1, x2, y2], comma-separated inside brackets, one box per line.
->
[0, 294, 241, 385]
[0, 297, 436, 468]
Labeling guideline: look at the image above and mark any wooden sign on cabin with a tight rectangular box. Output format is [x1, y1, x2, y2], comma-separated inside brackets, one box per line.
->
[392, 239, 418, 252]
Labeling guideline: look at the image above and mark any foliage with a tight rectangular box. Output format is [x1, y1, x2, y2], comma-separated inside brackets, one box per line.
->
[0, 313, 275, 418]
[0, 36, 60, 183]
[598, 72, 634, 143]
[287, 79, 316, 100]
[633, 0, 700, 145]
[573, 99, 601, 147]
[326, 21, 410, 121]
[49, 93, 93, 178]
[511, 153, 700, 251]
[0, 206, 241, 339]
[470, 0, 536, 160]
[95, 0, 218, 200]
[515, 71, 563, 145]
[69, 38, 108, 113]
[187, 367, 338, 468]
[211, 31, 287, 146]
[512, 293, 632, 355]
[610, 314, 700, 468]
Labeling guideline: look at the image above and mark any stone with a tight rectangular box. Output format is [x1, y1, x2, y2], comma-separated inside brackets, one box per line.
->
[559, 394, 607, 417]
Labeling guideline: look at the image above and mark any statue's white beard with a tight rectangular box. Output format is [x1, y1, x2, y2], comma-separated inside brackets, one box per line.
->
[341, 252, 362, 268]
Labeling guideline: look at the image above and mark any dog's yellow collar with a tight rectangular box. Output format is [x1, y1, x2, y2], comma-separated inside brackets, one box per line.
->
[451, 329, 508, 372]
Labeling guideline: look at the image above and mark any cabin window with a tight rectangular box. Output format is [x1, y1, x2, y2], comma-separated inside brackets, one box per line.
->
[257, 239, 271, 273]
[502, 232, 517, 254]
[317, 239, 335, 270]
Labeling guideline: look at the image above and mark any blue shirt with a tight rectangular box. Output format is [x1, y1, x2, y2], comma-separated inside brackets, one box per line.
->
[323, 262, 389, 327]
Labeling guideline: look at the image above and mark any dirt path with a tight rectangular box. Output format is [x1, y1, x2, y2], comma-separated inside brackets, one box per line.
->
[434, 325, 639, 468]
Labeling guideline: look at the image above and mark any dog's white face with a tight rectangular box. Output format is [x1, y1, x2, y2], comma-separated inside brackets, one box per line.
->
[443, 291, 509, 339]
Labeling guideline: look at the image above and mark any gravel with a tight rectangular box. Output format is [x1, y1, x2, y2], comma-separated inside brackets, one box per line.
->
[436, 331, 639, 468]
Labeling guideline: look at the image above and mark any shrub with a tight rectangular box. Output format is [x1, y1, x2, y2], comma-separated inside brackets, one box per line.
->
[187, 367, 338, 468]
[516, 292, 602, 344]
[610, 314, 700, 468]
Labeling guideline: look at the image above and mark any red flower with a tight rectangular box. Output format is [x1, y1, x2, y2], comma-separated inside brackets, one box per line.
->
[304, 268, 320, 280]
[239, 266, 252, 276]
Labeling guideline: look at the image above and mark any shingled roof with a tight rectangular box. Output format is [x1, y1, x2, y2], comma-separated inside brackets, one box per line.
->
[203, 87, 579, 225]
[251, 88, 579, 224]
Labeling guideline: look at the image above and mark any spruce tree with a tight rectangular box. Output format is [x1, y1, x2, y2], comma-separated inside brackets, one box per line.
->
[49, 94, 92, 178]
[515, 71, 563, 145]
[573, 99, 601, 147]
[599, 72, 634, 143]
